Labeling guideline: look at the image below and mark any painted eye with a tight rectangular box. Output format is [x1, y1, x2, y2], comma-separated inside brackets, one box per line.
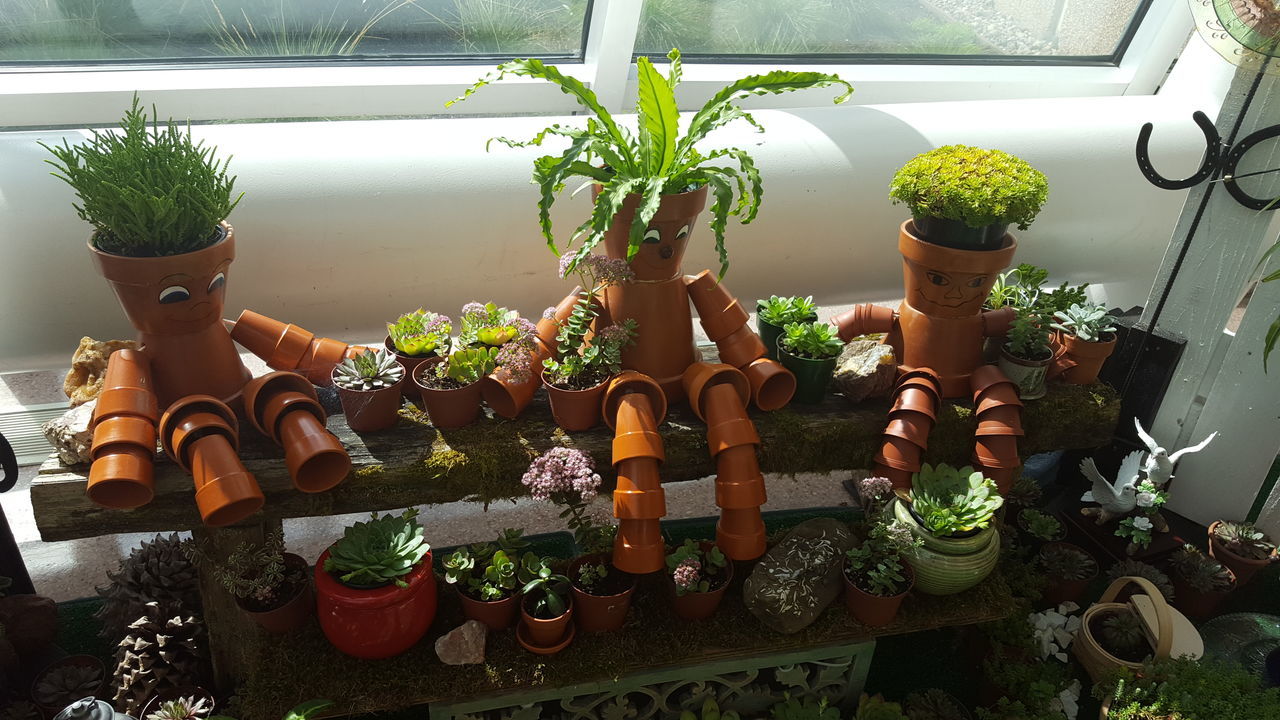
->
[967, 276, 987, 288]
[208, 272, 226, 293]
[158, 286, 190, 304]
[926, 272, 950, 287]
[675, 224, 690, 241]
[643, 228, 662, 244]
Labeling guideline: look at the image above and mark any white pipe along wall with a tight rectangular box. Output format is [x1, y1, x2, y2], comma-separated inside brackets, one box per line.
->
[0, 79, 1215, 372]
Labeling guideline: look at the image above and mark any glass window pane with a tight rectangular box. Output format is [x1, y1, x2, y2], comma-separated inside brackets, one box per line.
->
[0, 0, 591, 65]
[637, 0, 1150, 60]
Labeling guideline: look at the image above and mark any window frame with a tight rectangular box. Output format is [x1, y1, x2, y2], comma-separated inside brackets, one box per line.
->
[0, 0, 1191, 128]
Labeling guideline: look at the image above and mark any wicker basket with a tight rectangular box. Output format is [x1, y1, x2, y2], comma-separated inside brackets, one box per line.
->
[1073, 576, 1172, 682]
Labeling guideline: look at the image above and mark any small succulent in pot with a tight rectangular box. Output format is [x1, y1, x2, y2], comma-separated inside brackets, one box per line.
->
[1051, 302, 1117, 343]
[907, 463, 1004, 537]
[845, 519, 922, 597]
[424, 346, 499, 389]
[33, 662, 104, 709]
[779, 321, 843, 360]
[667, 539, 728, 595]
[323, 509, 430, 589]
[518, 553, 571, 619]
[1212, 520, 1276, 560]
[1018, 509, 1063, 542]
[208, 528, 306, 612]
[459, 302, 523, 347]
[387, 309, 452, 358]
[758, 295, 818, 327]
[1006, 475, 1043, 509]
[443, 529, 529, 601]
[1168, 543, 1235, 593]
[1099, 609, 1149, 662]
[1105, 559, 1175, 602]
[333, 347, 404, 391]
[1038, 544, 1097, 581]
[145, 696, 211, 720]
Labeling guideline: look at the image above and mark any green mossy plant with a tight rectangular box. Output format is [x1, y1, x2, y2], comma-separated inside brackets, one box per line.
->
[1096, 658, 1280, 720]
[42, 95, 242, 257]
[889, 145, 1047, 231]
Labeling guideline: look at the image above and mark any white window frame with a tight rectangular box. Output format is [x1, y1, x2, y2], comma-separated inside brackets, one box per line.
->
[0, 0, 1191, 128]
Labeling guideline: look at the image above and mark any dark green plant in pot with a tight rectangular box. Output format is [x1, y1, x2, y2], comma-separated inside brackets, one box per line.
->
[447, 49, 853, 277]
[323, 509, 430, 588]
[756, 295, 817, 360]
[889, 144, 1048, 251]
[518, 552, 571, 619]
[1017, 509, 1063, 543]
[777, 321, 843, 404]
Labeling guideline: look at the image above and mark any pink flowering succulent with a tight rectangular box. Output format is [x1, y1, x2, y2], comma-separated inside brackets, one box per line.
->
[544, 254, 638, 388]
[522, 447, 615, 554]
[859, 476, 895, 515]
[672, 558, 701, 591]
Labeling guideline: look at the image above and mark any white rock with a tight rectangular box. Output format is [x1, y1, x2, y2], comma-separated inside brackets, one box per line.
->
[42, 400, 96, 465]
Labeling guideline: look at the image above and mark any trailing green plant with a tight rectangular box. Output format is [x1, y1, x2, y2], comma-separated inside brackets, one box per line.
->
[1213, 520, 1276, 560]
[1017, 509, 1062, 542]
[889, 145, 1048, 230]
[854, 694, 906, 720]
[903, 689, 968, 720]
[323, 509, 430, 588]
[1105, 559, 1175, 602]
[845, 519, 922, 596]
[769, 694, 840, 720]
[757, 295, 817, 327]
[680, 699, 741, 720]
[442, 529, 529, 601]
[145, 696, 210, 720]
[666, 539, 727, 596]
[1094, 657, 1280, 720]
[1099, 609, 1148, 659]
[42, 95, 242, 257]
[985, 263, 1047, 311]
[1004, 307, 1052, 360]
[907, 463, 1004, 536]
[1037, 544, 1096, 581]
[518, 552, 571, 619]
[1050, 302, 1117, 343]
[779, 321, 843, 360]
[543, 255, 637, 388]
[387, 309, 452, 357]
[333, 347, 404, 391]
[1168, 543, 1235, 593]
[447, 48, 853, 278]
[435, 346, 500, 386]
[210, 528, 304, 610]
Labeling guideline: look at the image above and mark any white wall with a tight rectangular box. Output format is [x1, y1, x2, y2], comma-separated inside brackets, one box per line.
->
[0, 65, 1221, 371]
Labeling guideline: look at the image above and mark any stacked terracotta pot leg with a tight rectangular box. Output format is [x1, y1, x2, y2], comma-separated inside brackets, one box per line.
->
[683, 363, 768, 561]
[244, 371, 351, 493]
[481, 289, 582, 419]
[604, 371, 670, 574]
[872, 369, 942, 491]
[87, 349, 160, 509]
[226, 309, 361, 386]
[686, 270, 796, 411]
[969, 365, 1024, 495]
[833, 304, 898, 342]
[159, 395, 265, 527]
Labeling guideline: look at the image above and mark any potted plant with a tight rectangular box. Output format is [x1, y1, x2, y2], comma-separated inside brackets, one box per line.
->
[776, 321, 843, 404]
[31, 656, 105, 717]
[1016, 509, 1065, 550]
[1006, 476, 1043, 512]
[1093, 657, 1280, 719]
[442, 528, 529, 630]
[756, 295, 818, 361]
[1167, 543, 1236, 619]
[667, 539, 732, 620]
[413, 346, 497, 429]
[997, 307, 1053, 399]
[1208, 520, 1277, 587]
[542, 257, 638, 431]
[457, 302, 543, 419]
[331, 347, 405, 433]
[843, 517, 922, 627]
[1074, 576, 1174, 682]
[852, 694, 905, 720]
[889, 145, 1048, 251]
[903, 689, 971, 720]
[385, 309, 452, 398]
[140, 691, 214, 720]
[516, 553, 574, 655]
[1104, 560, 1175, 603]
[209, 529, 312, 633]
[1037, 542, 1098, 607]
[893, 463, 1004, 595]
[1049, 302, 1118, 385]
[315, 509, 435, 659]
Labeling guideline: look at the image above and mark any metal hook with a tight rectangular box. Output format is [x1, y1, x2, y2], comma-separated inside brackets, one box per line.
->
[1135, 110, 1223, 190]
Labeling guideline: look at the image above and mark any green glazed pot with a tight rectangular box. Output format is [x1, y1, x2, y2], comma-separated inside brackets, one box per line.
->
[894, 499, 1000, 595]
[755, 308, 817, 362]
[776, 343, 837, 404]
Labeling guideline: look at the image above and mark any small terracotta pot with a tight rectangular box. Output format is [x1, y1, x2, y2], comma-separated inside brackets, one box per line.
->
[333, 362, 405, 433]
[481, 362, 543, 420]
[776, 345, 837, 404]
[883, 413, 934, 448]
[686, 276, 750, 343]
[741, 357, 796, 410]
[87, 444, 155, 510]
[244, 371, 350, 493]
[569, 554, 636, 632]
[237, 553, 314, 633]
[714, 445, 767, 508]
[314, 547, 436, 659]
[843, 564, 912, 627]
[1055, 331, 1117, 385]
[1170, 566, 1236, 620]
[717, 326, 769, 369]
[602, 370, 668, 429]
[997, 347, 1051, 400]
[227, 308, 360, 387]
[414, 358, 483, 429]
[976, 405, 1024, 436]
[706, 416, 761, 457]
[457, 587, 519, 630]
[879, 435, 924, 469]
[611, 390, 667, 574]
[1038, 542, 1097, 608]
[92, 348, 159, 424]
[138, 687, 214, 720]
[159, 395, 264, 527]
[892, 386, 938, 418]
[670, 545, 734, 621]
[834, 304, 896, 341]
[544, 375, 609, 432]
[1208, 521, 1277, 587]
[385, 336, 436, 399]
[974, 434, 1019, 469]
[519, 595, 574, 647]
[682, 362, 751, 422]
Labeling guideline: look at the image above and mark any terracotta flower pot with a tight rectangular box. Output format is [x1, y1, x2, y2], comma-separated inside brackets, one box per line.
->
[1054, 331, 1117, 385]
[414, 358, 484, 429]
[243, 371, 350, 493]
[314, 547, 436, 659]
[332, 362, 404, 433]
[481, 363, 543, 420]
[671, 543, 734, 621]
[544, 375, 609, 432]
[776, 345, 837, 404]
[1038, 542, 1098, 608]
[227, 309, 361, 387]
[843, 563, 913, 627]
[1170, 566, 1235, 620]
[519, 595, 574, 648]
[741, 357, 796, 411]
[385, 336, 435, 400]
[1207, 521, 1277, 588]
[31, 655, 105, 718]
[236, 553, 314, 634]
[997, 346, 1051, 400]
[456, 587, 519, 630]
[159, 395, 264, 527]
[569, 554, 636, 632]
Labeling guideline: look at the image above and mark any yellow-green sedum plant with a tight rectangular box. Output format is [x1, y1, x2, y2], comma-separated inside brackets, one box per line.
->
[447, 49, 853, 278]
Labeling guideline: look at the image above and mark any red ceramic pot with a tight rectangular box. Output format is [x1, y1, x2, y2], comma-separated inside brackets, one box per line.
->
[1208, 520, 1277, 588]
[544, 376, 609, 432]
[314, 548, 437, 659]
[842, 564, 912, 627]
[569, 554, 636, 632]
[457, 588, 519, 630]
[237, 553, 314, 634]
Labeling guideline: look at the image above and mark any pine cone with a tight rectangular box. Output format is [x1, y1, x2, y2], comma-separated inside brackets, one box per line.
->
[111, 603, 210, 718]
[96, 534, 202, 639]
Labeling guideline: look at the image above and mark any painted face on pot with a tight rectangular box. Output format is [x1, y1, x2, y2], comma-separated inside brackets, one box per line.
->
[103, 250, 233, 335]
[904, 258, 992, 317]
[626, 221, 693, 281]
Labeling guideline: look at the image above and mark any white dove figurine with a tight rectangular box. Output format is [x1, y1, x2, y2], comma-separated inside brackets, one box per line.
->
[1133, 418, 1218, 489]
[1079, 450, 1143, 524]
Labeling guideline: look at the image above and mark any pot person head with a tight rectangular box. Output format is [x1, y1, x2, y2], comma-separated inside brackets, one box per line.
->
[898, 221, 1015, 319]
[599, 186, 708, 282]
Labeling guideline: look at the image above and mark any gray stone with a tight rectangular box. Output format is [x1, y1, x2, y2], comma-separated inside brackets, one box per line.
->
[42, 400, 95, 466]
[833, 339, 896, 404]
[743, 518, 856, 634]
[434, 619, 487, 665]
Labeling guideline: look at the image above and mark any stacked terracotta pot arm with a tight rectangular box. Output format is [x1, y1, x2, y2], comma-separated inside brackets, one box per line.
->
[969, 365, 1024, 495]
[158, 395, 264, 527]
[833, 304, 898, 342]
[481, 289, 582, 419]
[604, 371, 669, 574]
[981, 306, 1016, 338]
[872, 369, 943, 491]
[683, 363, 768, 561]
[685, 270, 796, 411]
[225, 310, 363, 386]
[87, 349, 161, 510]
[244, 371, 351, 493]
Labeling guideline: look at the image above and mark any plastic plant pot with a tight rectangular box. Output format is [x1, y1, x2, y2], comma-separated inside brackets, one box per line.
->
[314, 548, 437, 659]
[775, 343, 837, 404]
[912, 214, 1009, 251]
[756, 307, 817, 362]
